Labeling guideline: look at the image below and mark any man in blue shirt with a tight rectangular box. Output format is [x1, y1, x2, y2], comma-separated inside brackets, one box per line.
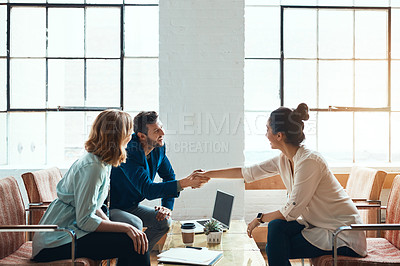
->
[109, 111, 210, 251]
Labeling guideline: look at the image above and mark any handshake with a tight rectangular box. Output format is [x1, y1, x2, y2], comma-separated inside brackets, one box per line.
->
[179, 169, 210, 189]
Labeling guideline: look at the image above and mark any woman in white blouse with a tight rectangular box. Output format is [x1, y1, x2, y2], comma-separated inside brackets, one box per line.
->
[200, 103, 366, 266]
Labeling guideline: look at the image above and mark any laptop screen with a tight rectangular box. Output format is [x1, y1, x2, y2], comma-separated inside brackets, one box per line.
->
[212, 190, 234, 228]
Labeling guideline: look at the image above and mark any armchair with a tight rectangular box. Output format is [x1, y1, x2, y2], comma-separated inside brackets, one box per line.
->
[346, 166, 387, 201]
[311, 175, 400, 266]
[21, 167, 62, 228]
[0, 176, 96, 266]
[345, 166, 387, 237]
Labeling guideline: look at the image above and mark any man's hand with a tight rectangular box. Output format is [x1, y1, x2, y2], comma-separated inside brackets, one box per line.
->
[189, 171, 211, 189]
[155, 206, 171, 221]
[246, 218, 260, 238]
[179, 169, 210, 189]
[125, 224, 149, 255]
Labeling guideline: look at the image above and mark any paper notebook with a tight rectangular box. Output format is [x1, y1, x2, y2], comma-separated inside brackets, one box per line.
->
[157, 248, 223, 266]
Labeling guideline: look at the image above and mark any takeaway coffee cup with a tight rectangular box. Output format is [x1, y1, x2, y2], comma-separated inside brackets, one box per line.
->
[181, 222, 196, 246]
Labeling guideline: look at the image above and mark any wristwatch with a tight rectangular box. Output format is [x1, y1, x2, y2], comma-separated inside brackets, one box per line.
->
[256, 212, 265, 223]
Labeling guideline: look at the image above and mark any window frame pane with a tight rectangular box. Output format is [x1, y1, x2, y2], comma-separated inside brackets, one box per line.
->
[10, 6, 46, 57]
[0, 5, 6, 57]
[245, 5, 393, 165]
[7, 3, 125, 111]
[124, 5, 159, 57]
[3, 2, 159, 167]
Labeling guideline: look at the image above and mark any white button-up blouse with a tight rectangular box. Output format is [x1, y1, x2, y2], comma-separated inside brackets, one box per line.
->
[242, 146, 367, 257]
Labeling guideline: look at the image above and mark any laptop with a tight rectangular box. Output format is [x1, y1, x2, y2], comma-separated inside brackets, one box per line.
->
[180, 190, 235, 234]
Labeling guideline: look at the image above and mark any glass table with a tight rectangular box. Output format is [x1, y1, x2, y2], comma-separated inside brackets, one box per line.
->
[160, 220, 266, 266]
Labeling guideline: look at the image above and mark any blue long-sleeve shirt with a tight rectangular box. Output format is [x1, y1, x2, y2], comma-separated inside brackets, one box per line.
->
[110, 134, 179, 211]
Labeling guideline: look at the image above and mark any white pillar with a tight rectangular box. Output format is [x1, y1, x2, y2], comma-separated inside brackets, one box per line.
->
[159, 0, 245, 219]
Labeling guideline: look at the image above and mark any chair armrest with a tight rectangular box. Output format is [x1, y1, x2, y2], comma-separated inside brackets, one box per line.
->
[351, 224, 400, 230]
[352, 199, 381, 205]
[355, 204, 381, 209]
[26, 202, 52, 212]
[332, 224, 400, 266]
[352, 198, 368, 202]
[26, 206, 49, 211]
[28, 202, 51, 207]
[365, 200, 381, 204]
[0, 225, 76, 266]
[354, 199, 381, 207]
[0, 225, 58, 231]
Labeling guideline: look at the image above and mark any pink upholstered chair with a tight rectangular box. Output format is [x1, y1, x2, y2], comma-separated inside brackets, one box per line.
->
[22, 169, 115, 266]
[346, 166, 387, 237]
[311, 175, 400, 266]
[0, 176, 96, 266]
[21, 167, 62, 226]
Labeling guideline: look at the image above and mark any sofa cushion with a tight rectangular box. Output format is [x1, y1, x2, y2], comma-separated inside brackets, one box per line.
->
[311, 238, 400, 266]
[0, 242, 97, 266]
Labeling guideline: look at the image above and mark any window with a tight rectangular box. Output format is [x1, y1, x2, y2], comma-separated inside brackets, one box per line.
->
[0, 0, 159, 167]
[245, 1, 399, 165]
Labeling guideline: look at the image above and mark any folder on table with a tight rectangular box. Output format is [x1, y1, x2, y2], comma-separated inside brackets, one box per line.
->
[157, 248, 223, 265]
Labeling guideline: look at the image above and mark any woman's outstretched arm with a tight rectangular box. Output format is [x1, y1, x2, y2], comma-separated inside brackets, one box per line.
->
[203, 167, 243, 179]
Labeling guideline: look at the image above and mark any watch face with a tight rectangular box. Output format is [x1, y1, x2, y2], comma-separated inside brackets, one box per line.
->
[257, 213, 262, 219]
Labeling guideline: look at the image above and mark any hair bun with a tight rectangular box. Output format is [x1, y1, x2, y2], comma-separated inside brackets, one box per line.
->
[293, 103, 309, 121]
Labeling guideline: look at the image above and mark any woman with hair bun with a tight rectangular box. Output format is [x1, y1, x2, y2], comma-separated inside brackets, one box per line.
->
[198, 103, 366, 265]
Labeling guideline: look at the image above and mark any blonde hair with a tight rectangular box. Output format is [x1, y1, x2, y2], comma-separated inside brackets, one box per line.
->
[85, 109, 133, 167]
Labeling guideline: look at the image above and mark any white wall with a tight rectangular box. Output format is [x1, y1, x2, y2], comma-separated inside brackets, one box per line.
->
[157, 0, 245, 220]
[0, 1, 395, 225]
[0, 0, 247, 221]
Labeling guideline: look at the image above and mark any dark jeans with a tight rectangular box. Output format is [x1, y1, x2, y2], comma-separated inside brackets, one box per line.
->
[110, 204, 171, 252]
[266, 219, 361, 266]
[33, 232, 150, 266]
